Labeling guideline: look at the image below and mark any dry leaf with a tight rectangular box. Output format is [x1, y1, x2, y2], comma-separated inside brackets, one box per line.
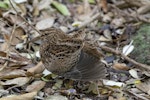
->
[100, 0, 108, 12]
[111, 17, 126, 28]
[36, 18, 54, 30]
[0, 51, 6, 57]
[103, 80, 125, 87]
[1, 77, 30, 86]
[27, 61, 45, 75]
[13, 27, 26, 44]
[13, 0, 27, 4]
[17, 3, 27, 15]
[99, 35, 112, 41]
[122, 41, 134, 56]
[0, 69, 26, 79]
[113, 63, 130, 71]
[45, 95, 68, 100]
[26, 81, 46, 92]
[0, 43, 8, 51]
[0, 91, 37, 100]
[38, 0, 52, 10]
[129, 69, 139, 79]
[136, 79, 150, 95]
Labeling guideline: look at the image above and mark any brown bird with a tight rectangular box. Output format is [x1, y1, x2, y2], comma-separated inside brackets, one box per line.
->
[39, 28, 106, 81]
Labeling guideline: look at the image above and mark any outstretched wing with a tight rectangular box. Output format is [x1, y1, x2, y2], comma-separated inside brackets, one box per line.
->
[64, 51, 106, 81]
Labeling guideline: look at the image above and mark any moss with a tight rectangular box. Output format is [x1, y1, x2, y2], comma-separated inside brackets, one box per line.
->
[131, 24, 150, 65]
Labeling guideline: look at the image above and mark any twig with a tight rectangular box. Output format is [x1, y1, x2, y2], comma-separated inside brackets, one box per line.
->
[126, 90, 149, 100]
[8, 0, 41, 34]
[99, 45, 150, 71]
[0, 56, 29, 65]
[0, 15, 17, 71]
[67, 12, 102, 33]
[0, 18, 11, 27]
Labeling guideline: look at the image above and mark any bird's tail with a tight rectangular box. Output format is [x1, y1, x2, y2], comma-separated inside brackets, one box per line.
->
[64, 51, 106, 81]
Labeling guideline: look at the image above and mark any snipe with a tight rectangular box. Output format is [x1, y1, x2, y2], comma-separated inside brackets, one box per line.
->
[39, 28, 106, 81]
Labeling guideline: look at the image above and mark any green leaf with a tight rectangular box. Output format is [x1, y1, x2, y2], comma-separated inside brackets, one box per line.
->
[0, 1, 9, 9]
[88, 0, 95, 4]
[51, 1, 71, 16]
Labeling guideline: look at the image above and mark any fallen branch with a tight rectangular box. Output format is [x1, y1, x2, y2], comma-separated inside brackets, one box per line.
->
[99, 45, 150, 71]
[67, 10, 102, 33]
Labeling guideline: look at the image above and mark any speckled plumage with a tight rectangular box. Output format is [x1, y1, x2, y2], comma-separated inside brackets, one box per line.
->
[40, 28, 106, 80]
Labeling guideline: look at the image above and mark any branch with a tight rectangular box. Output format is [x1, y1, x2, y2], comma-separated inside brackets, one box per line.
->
[67, 11, 102, 33]
[99, 45, 150, 71]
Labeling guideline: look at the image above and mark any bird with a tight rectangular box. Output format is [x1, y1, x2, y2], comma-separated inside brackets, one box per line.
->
[39, 27, 106, 81]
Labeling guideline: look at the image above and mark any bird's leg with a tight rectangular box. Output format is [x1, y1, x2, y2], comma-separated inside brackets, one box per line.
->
[95, 80, 101, 97]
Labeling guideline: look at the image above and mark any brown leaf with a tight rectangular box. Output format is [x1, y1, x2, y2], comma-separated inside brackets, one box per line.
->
[0, 51, 7, 57]
[136, 78, 150, 95]
[1, 77, 31, 86]
[0, 91, 37, 100]
[100, 0, 108, 12]
[27, 61, 45, 76]
[113, 63, 130, 71]
[17, 3, 27, 15]
[11, 27, 26, 45]
[26, 80, 46, 92]
[32, 0, 39, 16]
[0, 68, 26, 79]
[0, 43, 8, 51]
[2, 33, 10, 43]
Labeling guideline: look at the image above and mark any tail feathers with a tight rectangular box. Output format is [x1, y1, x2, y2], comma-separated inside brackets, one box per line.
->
[64, 51, 106, 81]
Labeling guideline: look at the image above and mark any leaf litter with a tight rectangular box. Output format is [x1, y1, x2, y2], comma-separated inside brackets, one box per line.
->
[0, 0, 150, 99]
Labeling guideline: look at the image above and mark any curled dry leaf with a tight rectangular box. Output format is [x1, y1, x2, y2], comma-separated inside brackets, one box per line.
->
[0, 91, 37, 100]
[0, 69, 26, 79]
[113, 63, 130, 71]
[122, 43, 134, 56]
[26, 81, 46, 92]
[1, 77, 31, 86]
[27, 61, 45, 76]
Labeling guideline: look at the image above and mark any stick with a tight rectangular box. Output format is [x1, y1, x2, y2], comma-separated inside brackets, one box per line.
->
[99, 45, 150, 70]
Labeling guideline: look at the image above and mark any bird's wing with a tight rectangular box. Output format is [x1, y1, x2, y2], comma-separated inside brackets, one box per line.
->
[64, 51, 106, 81]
